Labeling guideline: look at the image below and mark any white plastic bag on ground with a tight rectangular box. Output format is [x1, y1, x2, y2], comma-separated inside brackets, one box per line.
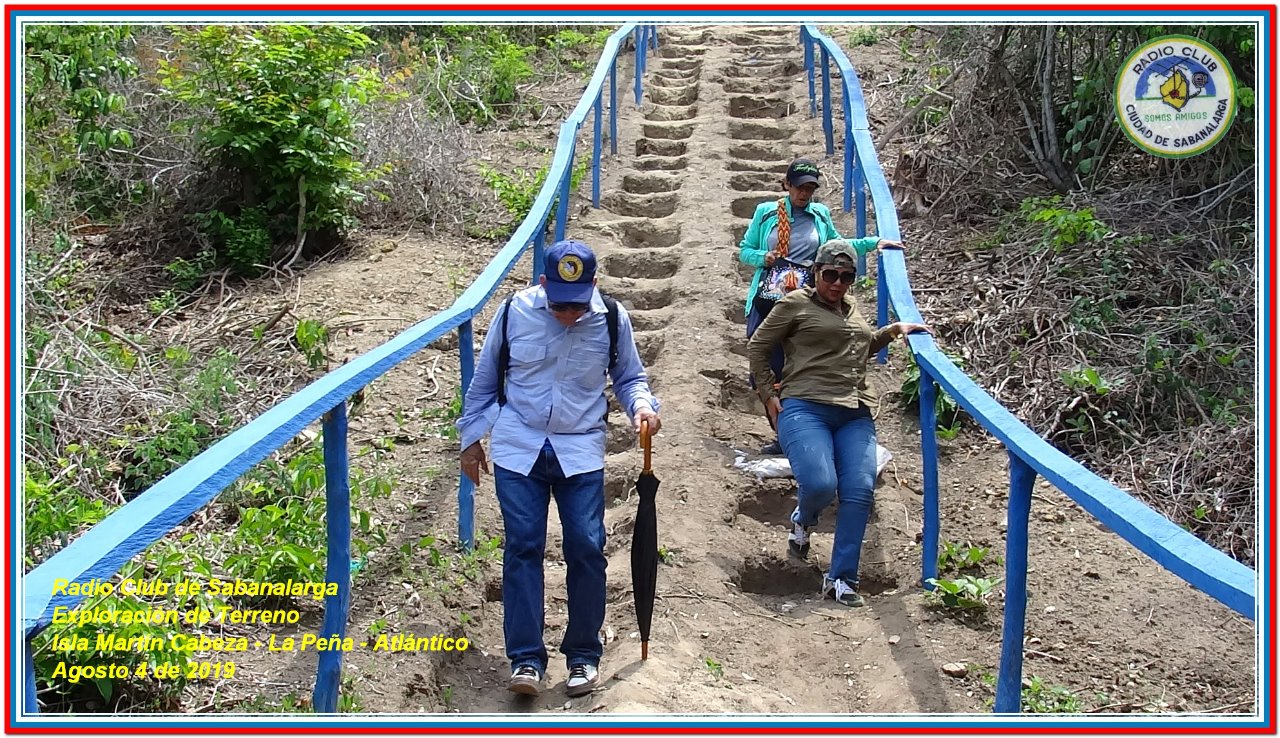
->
[734, 444, 894, 481]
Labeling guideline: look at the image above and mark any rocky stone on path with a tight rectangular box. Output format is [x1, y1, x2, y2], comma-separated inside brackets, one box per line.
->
[942, 662, 968, 678]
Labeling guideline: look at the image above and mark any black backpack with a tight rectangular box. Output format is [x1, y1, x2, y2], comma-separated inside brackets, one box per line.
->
[496, 294, 620, 406]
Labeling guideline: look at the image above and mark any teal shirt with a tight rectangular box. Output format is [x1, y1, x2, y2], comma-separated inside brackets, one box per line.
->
[736, 199, 880, 313]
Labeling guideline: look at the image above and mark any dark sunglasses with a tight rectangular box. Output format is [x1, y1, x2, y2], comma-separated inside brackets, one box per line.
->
[549, 301, 590, 313]
[819, 268, 858, 285]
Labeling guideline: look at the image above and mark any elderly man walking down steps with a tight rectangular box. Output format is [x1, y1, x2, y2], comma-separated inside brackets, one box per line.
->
[456, 239, 662, 698]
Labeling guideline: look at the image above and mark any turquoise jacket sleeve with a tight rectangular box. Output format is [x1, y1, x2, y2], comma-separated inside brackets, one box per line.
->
[738, 203, 773, 268]
[847, 236, 881, 256]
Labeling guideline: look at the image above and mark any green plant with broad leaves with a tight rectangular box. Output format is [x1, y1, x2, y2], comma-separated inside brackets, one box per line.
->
[221, 438, 392, 592]
[1019, 196, 1108, 252]
[937, 540, 995, 572]
[925, 574, 1000, 610]
[900, 351, 966, 435]
[1061, 365, 1114, 396]
[1021, 676, 1082, 713]
[293, 319, 330, 370]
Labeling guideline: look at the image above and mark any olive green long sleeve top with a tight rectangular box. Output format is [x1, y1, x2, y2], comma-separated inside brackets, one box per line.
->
[746, 287, 897, 411]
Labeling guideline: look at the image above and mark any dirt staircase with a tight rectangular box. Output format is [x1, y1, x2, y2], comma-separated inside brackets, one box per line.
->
[338, 24, 1253, 716]
[422, 24, 972, 714]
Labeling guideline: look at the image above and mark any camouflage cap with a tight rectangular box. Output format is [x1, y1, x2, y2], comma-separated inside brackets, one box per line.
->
[815, 239, 859, 266]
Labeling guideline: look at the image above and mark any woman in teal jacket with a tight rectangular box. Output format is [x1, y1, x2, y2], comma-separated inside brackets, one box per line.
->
[737, 159, 897, 454]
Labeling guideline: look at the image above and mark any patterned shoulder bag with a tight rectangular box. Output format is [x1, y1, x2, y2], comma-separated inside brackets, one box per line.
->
[758, 198, 814, 301]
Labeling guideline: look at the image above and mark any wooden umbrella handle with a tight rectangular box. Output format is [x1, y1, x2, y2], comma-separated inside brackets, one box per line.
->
[640, 417, 652, 473]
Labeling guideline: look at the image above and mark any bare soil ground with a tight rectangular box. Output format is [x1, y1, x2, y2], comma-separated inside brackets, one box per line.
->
[180, 25, 1255, 717]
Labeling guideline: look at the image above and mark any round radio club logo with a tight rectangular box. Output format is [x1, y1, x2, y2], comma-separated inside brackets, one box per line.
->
[1114, 35, 1237, 158]
[557, 255, 584, 282]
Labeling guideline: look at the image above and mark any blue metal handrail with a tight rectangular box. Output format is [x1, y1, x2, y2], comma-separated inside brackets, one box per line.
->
[800, 24, 1256, 714]
[18, 23, 657, 717]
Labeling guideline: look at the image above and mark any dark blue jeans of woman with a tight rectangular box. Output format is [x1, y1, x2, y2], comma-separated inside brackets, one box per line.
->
[777, 398, 877, 584]
[746, 296, 785, 396]
[493, 441, 606, 674]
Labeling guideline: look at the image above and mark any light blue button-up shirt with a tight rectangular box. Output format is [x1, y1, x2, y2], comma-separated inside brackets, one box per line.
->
[456, 284, 660, 478]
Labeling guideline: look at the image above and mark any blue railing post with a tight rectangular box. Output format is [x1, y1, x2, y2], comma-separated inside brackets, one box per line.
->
[314, 399, 352, 713]
[919, 372, 940, 589]
[648, 23, 658, 51]
[804, 30, 817, 118]
[820, 45, 834, 156]
[554, 151, 574, 242]
[609, 60, 618, 155]
[996, 452, 1036, 713]
[876, 249, 888, 365]
[855, 156, 870, 284]
[592, 91, 603, 208]
[458, 319, 476, 550]
[842, 104, 854, 214]
[532, 228, 547, 283]
[25, 642, 38, 714]
[634, 27, 643, 107]
[854, 158, 867, 238]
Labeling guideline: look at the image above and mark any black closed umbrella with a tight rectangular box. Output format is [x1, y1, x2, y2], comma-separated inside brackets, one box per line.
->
[630, 418, 660, 660]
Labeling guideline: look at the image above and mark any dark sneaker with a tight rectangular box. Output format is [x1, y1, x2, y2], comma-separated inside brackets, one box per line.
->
[760, 440, 784, 455]
[822, 576, 865, 607]
[788, 519, 812, 559]
[509, 664, 543, 695]
[565, 663, 600, 696]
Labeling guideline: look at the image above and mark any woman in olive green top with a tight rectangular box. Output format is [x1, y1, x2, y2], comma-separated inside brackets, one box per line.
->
[746, 239, 931, 607]
[737, 158, 898, 455]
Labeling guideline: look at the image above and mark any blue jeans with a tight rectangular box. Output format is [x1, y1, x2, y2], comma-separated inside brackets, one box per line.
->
[777, 398, 877, 584]
[494, 440, 606, 674]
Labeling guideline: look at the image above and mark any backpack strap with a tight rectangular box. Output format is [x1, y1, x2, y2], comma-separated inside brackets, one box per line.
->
[498, 294, 618, 408]
[496, 295, 513, 407]
[602, 294, 619, 372]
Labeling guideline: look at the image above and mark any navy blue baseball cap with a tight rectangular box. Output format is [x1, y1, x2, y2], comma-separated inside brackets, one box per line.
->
[786, 159, 820, 187]
[544, 239, 597, 303]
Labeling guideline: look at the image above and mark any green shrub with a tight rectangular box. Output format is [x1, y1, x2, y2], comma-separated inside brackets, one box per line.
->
[24, 25, 137, 216]
[221, 439, 392, 594]
[925, 575, 1000, 610]
[900, 351, 966, 435]
[157, 25, 394, 259]
[1019, 196, 1108, 252]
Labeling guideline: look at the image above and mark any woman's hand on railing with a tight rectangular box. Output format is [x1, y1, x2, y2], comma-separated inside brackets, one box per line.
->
[877, 239, 904, 252]
[891, 321, 933, 340]
[460, 442, 490, 486]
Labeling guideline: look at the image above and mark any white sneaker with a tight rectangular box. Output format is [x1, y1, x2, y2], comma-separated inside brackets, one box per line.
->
[822, 576, 865, 607]
[509, 664, 543, 695]
[565, 663, 600, 697]
[788, 508, 812, 559]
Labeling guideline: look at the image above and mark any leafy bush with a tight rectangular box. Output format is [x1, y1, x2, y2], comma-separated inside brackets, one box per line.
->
[194, 208, 273, 276]
[900, 351, 966, 436]
[1019, 195, 1108, 252]
[221, 439, 392, 593]
[937, 540, 995, 572]
[157, 25, 395, 264]
[477, 158, 591, 238]
[24, 472, 108, 568]
[30, 551, 221, 708]
[1022, 676, 1082, 713]
[24, 25, 138, 216]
